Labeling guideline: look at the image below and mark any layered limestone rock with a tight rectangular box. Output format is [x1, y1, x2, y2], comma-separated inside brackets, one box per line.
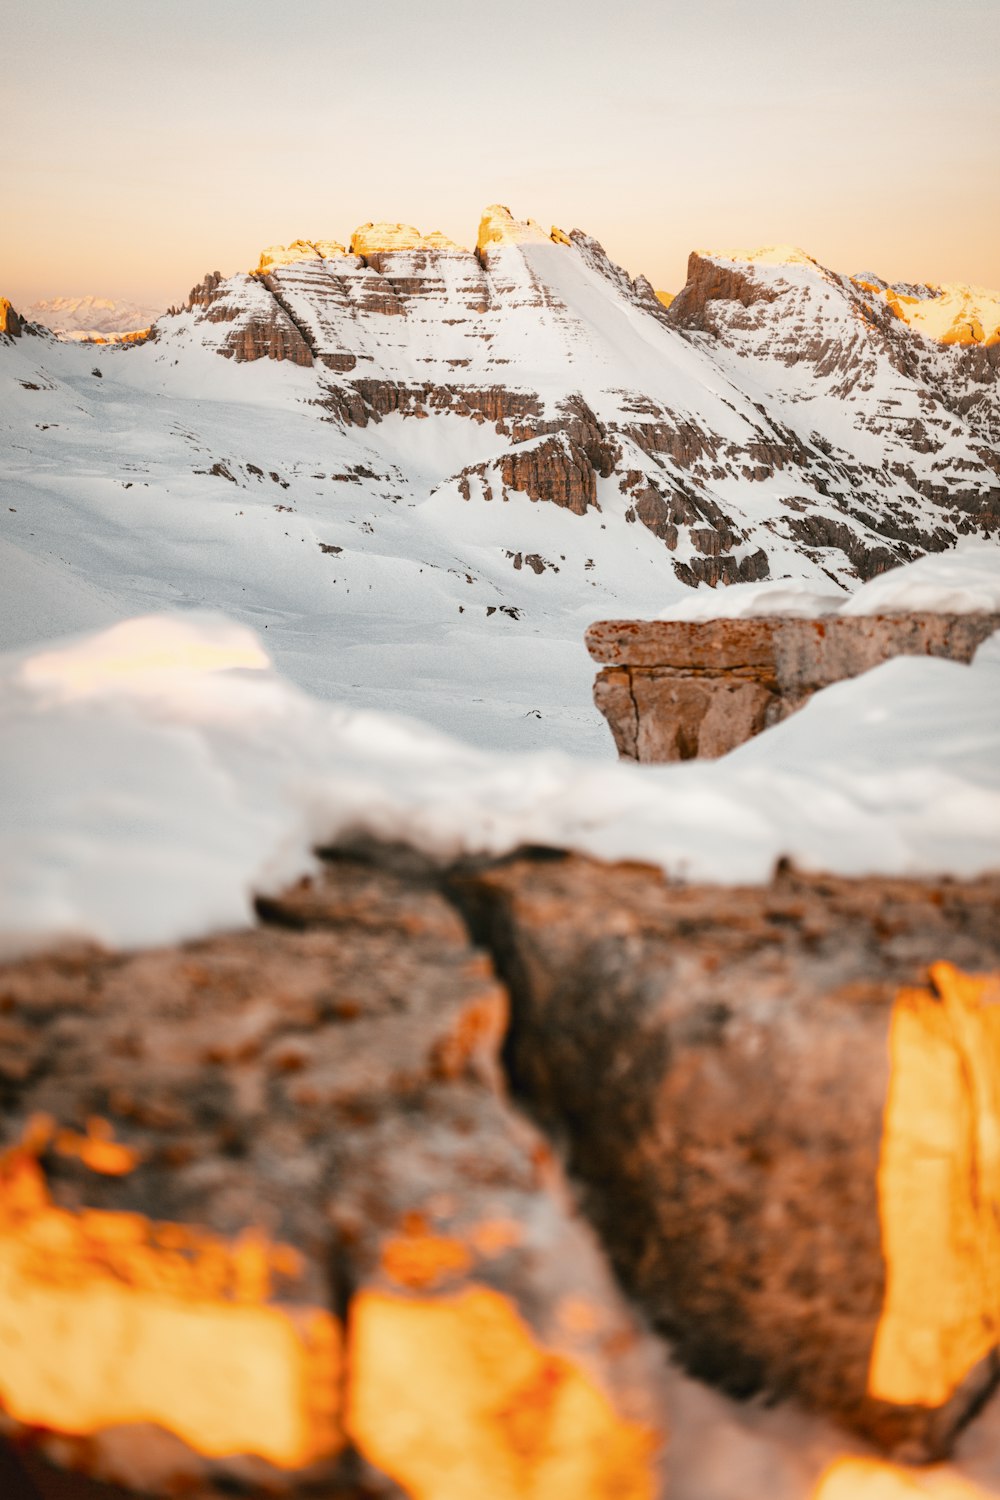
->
[0, 857, 664, 1500]
[476, 204, 557, 257]
[587, 612, 1000, 760]
[671, 248, 1000, 507]
[451, 853, 1000, 1459]
[458, 433, 599, 515]
[182, 271, 314, 366]
[255, 240, 348, 274]
[350, 223, 465, 257]
[149, 207, 1000, 587]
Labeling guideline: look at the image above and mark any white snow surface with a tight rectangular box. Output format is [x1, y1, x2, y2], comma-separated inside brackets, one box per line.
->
[839, 539, 1000, 616]
[658, 539, 1000, 619]
[2, 609, 998, 958]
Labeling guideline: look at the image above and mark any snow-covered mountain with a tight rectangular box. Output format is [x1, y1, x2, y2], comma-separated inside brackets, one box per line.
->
[1, 207, 997, 753]
[25, 293, 162, 341]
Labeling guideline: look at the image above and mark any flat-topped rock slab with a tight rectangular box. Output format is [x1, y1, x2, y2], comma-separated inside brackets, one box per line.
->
[587, 612, 1000, 760]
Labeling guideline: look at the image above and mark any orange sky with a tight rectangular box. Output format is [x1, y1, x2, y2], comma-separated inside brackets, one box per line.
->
[3, 0, 999, 310]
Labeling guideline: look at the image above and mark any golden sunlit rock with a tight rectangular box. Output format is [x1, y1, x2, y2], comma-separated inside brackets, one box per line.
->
[255, 239, 347, 274]
[0, 1145, 342, 1472]
[812, 1455, 991, 1498]
[706, 243, 824, 271]
[53, 1116, 142, 1176]
[350, 222, 466, 255]
[854, 279, 1000, 346]
[380, 1231, 474, 1289]
[476, 204, 554, 255]
[347, 1286, 656, 1500]
[0, 296, 23, 338]
[870, 964, 1000, 1409]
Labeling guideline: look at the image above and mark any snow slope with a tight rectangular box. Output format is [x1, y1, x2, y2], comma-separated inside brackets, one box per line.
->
[657, 539, 1000, 619]
[2, 602, 997, 957]
[2, 207, 998, 754]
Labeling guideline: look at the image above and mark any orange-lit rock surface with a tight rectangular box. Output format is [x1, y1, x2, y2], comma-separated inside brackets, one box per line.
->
[1, 297, 25, 339]
[6, 844, 1000, 1492]
[0, 857, 664, 1499]
[349, 223, 466, 257]
[853, 281, 1000, 349]
[451, 853, 1000, 1457]
[813, 1454, 994, 1498]
[587, 612, 1000, 759]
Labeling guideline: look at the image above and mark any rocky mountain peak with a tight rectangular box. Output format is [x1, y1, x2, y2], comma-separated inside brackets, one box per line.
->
[255, 239, 348, 275]
[852, 276, 1000, 348]
[0, 297, 23, 339]
[350, 222, 466, 255]
[25, 206, 996, 605]
[476, 203, 559, 257]
[705, 243, 823, 272]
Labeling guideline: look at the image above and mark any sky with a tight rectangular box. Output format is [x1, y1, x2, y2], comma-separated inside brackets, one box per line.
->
[3, 0, 999, 310]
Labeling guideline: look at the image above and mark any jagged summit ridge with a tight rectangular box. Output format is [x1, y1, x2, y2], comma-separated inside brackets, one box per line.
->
[702, 244, 824, 272]
[148, 207, 999, 592]
[26, 293, 161, 340]
[252, 206, 577, 277]
[4, 204, 998, 673]
[2, 206, 998, 758]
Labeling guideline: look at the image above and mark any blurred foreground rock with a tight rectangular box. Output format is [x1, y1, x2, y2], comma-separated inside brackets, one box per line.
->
[451, 854, 1000, 1460]
[0, 859, 662, 1500]
[587, 613, 1000, 759]
[3, 849, 1000, 1496]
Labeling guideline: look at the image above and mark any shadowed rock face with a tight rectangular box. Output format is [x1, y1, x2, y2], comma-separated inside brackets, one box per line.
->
[450, 854, 1000, 1461]
[586, 611, 1000, 760]
[153, 217, 1000, 590]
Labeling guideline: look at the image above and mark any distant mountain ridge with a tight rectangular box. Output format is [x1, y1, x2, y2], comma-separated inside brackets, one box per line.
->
[154, 205, 999, 584]
[26, 293, 162, 341]
[1, 204, 998, 753]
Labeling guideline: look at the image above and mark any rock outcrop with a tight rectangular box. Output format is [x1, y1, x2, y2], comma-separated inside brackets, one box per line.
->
[0, 857, 663, 1500]
[458, 432, 599, 514]
[0, 298, 25, 340]
[587, 611, 1000, 760]
[451, 853, 1000, 1460]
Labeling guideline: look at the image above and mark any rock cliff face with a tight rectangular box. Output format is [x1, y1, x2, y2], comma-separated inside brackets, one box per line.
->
[152, 209, 1000, 590]
[2, 847, 1000, 1496]
[587, 611, 1000, 760]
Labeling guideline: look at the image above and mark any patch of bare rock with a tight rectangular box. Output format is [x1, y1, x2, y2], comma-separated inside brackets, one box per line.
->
[2, 847, 1000, 1496]
[588, 611, 1000, 759]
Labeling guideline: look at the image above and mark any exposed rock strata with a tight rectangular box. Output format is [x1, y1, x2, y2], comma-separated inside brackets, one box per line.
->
[451, 854, 1000, 1459]
[459, 433, 598, 514]
[587, 611, 1000, 760]
[153, 213, 1000, 588]
[0, 859, 663, 1500]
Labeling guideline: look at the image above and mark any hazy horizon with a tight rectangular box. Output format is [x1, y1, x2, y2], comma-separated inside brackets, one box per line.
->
[4, 0, 999, 310]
